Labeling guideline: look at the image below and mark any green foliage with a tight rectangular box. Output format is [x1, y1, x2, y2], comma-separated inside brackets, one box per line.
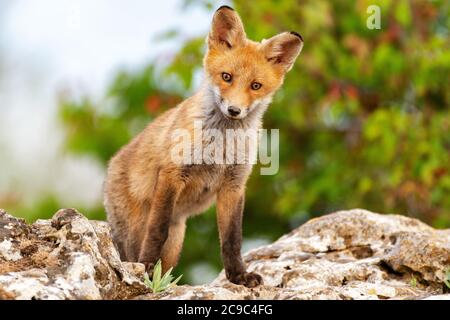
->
[58, 65, 183, 164]
[410, 276, 417, 288]
[56, 0, 450, 283]
[445, 269, 450, 289]
[144, 260, 183, 293]
[3, 195, 61, 223]
[2, 195, 106, 223]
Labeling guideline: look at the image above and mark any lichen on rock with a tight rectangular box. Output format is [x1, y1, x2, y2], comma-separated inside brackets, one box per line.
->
[139, 209, 450, 300]
[0, 208, 449, 300]
[0, 208, 147, 300]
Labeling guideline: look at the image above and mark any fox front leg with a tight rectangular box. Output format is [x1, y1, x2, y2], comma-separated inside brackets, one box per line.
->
[138, 172, 178, 273]
[216, 188, 263, 288]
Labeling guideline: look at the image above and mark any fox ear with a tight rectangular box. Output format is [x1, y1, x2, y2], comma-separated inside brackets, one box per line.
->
[261, 32, 303, 72]
[207, 6, 246, 50]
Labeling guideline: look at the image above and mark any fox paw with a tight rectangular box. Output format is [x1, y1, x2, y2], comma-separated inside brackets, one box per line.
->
[142, 262, 155, 276]
[228, 272, 263, 288]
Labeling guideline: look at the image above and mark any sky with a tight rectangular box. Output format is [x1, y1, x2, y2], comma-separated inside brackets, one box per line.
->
[0, 0, 215, 208]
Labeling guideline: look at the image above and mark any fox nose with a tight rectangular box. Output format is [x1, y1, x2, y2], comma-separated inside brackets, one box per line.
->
[227, 106, 241, 117]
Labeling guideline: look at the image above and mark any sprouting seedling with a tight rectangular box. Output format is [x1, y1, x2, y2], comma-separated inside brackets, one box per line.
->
[410, 276, 417, 287]
[444, 269, 450, 289]
[143, 259, 183, 293]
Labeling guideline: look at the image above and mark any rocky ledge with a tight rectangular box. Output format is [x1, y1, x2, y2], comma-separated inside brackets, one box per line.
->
[0, 208, 449, 300]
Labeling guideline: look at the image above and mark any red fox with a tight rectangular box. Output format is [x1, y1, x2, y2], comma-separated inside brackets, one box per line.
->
[104, 6, 303, 287]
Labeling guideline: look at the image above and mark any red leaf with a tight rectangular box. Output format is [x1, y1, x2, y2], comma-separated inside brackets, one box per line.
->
[145, 95, 162, 113]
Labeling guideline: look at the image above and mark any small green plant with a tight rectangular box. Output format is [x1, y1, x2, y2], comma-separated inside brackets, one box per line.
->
[410, 276, 417, 288]
[444, 269, 450, 289]
[143, 259, 182, 293]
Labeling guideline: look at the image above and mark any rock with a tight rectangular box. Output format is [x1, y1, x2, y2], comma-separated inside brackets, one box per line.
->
[1, 208, 449, 300]
[138, 209, 450, 300]
[421, 294, 450, 300]
[0, 208, 147, 299]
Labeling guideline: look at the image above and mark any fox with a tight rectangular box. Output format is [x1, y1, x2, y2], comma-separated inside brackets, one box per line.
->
[104, 6, 303, 288]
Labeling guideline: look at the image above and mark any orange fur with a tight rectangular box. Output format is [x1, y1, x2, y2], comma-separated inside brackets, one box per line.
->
[104, 6, 302, 287]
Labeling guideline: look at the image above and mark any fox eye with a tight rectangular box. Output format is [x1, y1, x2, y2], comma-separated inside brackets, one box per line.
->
[251, 82, 262, 90]
[222, 72, 232, 82]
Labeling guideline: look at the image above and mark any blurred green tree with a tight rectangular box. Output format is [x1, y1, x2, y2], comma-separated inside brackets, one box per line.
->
[56, 0, 450, 283]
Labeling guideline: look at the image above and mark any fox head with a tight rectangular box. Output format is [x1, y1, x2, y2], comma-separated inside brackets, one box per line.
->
[204, 6, 303, 120]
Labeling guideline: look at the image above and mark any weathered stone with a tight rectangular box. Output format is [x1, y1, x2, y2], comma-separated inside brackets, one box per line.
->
[1, 208, 449, 300]
[0, 208, 147, 300]
[422, 294, 450, 300]
[138, 209, 450, 300]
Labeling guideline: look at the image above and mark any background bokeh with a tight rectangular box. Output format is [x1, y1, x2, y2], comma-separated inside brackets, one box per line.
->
[1, 0, 449, 284]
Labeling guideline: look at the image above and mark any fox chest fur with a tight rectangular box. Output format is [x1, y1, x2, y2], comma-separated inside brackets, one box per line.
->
[132, 109, 257, 222]
[175, 164, 226, 218]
